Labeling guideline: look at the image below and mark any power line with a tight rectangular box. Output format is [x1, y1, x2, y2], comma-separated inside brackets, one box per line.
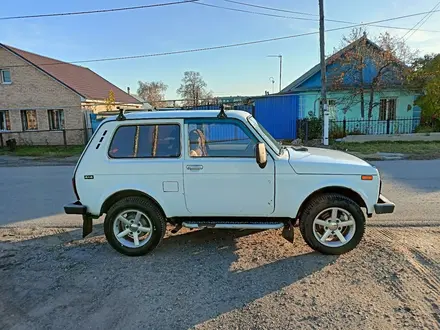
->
[0, 0, 198, 21]
[7, 10, 440, 68]
[7, 31, 317, 68]
[196, 1, 440, 33]
[402, 1, 440, 41]
[195, 2, 317, 22]
[222, 0, 318, 17]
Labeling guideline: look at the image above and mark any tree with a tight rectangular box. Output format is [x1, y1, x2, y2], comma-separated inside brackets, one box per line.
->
[105, 90, 116, 111]
[176, 71, 212, 107]
[137, 81, 168, 108]
[329, 27, 368, 118]
[329, 29, 418, 119]
[409, 54, 440, 125]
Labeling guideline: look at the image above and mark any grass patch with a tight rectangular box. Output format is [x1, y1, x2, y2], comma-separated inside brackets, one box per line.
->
[330, 140, 440, 157]
[0, 145, 84, 158]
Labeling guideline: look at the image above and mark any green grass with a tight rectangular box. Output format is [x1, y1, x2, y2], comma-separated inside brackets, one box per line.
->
[330, 141, 440, 158]
[0, 145, 84, 158]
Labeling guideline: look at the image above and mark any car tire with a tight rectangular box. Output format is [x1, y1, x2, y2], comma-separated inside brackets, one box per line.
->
[299, 193, 365, 255]
[104, 196, 166, 256]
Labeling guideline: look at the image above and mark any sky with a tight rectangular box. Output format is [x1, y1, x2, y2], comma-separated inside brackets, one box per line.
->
[1, 0, 440, 99]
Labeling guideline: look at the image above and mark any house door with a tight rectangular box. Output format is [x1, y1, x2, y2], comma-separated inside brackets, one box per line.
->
[183, 118, 275, 216]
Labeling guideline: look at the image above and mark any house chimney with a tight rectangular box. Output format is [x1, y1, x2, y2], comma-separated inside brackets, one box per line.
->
[127, 87, 130, 95]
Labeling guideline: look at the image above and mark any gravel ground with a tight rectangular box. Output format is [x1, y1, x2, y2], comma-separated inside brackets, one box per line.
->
[0, 226, 439, 330]
[1, 160, 440, 329]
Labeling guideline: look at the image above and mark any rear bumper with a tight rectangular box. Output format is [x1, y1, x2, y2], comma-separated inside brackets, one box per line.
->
[64, 201, 87, 215]
[64, 201, 93, 237]
[374, 194, 395, 214]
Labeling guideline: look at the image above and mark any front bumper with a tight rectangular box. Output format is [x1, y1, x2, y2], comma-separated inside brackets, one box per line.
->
[64, 201, 87, 215]
[374, 194, 395, 214]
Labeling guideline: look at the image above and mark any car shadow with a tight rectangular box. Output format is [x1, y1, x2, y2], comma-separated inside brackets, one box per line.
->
[0, 225, 338, 330]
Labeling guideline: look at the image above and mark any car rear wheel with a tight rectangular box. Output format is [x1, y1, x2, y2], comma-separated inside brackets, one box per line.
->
[299, 193, 365, 255]
[104, 196, 166, 256]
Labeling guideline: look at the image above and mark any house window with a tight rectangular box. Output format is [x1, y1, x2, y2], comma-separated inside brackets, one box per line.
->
[318, 99, 337, 119]
[1, 70, 11, 84]
[48, 109, 64, 130]
[298, 95, 305, 118]
[0, 111, 11, 131]
[21, 110, 38, 130]
[328, 99, 337, 120]
[379, 98, 397, 121]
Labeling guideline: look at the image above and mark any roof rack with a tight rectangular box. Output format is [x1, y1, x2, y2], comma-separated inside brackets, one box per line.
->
[217, 104, 228, 119]
[116, 107, 126, 121]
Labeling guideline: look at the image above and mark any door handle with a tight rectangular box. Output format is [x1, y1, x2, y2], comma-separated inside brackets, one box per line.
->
[186, 165, 203, 171]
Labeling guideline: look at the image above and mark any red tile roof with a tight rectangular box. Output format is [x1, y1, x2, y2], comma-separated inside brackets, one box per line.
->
[2, 44, 141, 104]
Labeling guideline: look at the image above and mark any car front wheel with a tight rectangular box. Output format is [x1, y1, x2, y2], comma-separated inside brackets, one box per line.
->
[299, 193, 365, 255]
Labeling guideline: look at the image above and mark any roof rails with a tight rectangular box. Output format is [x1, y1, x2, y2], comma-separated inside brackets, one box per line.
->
[116, 107, 126, 121]
[217, 104, 228, 119]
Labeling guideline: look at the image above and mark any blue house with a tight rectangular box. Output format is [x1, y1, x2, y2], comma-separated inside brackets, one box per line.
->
[280, 36, 421, 134]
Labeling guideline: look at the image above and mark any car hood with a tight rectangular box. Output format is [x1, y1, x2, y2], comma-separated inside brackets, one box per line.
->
[287, 146, 377, 175]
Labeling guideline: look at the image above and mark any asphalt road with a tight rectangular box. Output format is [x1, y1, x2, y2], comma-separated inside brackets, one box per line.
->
[0, 159, 439, 228]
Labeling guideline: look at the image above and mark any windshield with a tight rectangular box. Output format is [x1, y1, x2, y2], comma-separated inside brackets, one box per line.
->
[247, 116, 281, 155]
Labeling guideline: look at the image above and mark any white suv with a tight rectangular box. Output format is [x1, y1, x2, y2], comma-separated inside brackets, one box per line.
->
[64, 108, 394, 256]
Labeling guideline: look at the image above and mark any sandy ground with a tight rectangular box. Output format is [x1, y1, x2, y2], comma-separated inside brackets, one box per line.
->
[1, 160, 439, 329]
[0, 225, 439, 330]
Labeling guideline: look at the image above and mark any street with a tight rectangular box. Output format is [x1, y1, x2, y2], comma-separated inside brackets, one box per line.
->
[0, 160, 439, 330]
[1, 160, 440, 228]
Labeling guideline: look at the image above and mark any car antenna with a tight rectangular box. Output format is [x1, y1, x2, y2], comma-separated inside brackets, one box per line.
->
[217, 104, 228, 119]
[116, 107, 126, 121]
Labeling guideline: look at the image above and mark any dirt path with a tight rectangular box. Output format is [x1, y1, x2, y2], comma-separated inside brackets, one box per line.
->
[0, 226, 439, 330]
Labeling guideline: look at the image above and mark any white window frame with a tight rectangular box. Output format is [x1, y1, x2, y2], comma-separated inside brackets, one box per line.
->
[327, 99, 337, 120]
[0, 69, 12, 84]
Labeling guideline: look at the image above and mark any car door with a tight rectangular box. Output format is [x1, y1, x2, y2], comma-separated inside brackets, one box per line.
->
[183, 118, 275, 216]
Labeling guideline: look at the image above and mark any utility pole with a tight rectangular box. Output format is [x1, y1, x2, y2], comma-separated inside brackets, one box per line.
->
[279, 55, 282, 92]
[267, 55, 282, 92]
[319, 0, 329, 146]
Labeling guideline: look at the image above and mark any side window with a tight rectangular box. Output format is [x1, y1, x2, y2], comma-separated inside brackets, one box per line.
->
[187, 120, 257, 158]
[109, 124, 180, 158]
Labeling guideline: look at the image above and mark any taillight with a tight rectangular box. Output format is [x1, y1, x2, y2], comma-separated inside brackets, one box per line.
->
[72, 177, 80, 200]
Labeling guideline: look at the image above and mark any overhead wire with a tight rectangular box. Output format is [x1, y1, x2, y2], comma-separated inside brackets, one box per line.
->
[6, 9, 440, 68]
[195, 1, 440, 33]
[222, 0, 318, 16]
[0, 0, 198, 20]
[401, 1, 440, 41]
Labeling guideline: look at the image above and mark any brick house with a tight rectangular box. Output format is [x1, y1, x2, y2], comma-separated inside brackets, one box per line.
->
[0, 44, 141, 146]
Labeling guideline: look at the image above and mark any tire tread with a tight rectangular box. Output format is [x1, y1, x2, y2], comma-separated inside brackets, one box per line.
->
[104, 196, 166, 256]
[299, 193, 366, 255]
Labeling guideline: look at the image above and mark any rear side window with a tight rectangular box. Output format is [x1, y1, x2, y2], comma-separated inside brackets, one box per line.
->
[109, 124, 180, 158]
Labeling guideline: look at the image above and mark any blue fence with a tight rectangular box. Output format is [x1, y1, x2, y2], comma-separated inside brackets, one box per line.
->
[192, 104, 253, 113]
[254, 95, 299, 140]
[90, 113, 102, 132]
[89, 96, 300, 141]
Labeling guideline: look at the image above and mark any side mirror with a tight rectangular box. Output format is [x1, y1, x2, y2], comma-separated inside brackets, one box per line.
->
[256, 143, 267, 169]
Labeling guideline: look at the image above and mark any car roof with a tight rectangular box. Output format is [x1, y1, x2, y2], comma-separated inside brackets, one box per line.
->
[101, 109, 251, 123]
